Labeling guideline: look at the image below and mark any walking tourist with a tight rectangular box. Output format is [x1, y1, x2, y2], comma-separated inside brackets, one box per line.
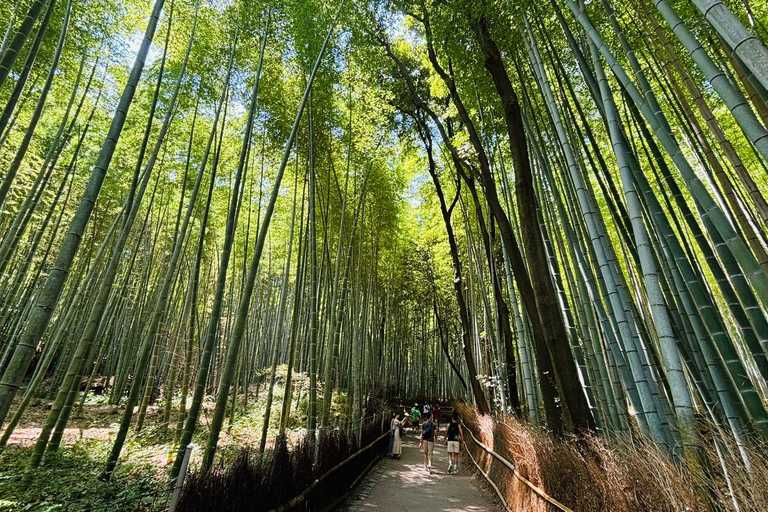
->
[391, 412, 403, 459]
[410, 403, 421, 433]
[443, 411, 464, 474]
[389, 413, 397, 456]
[419, 412, 437, 473]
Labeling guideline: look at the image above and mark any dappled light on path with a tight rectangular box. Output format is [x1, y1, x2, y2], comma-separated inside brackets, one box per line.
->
[345, 434, 499, 511]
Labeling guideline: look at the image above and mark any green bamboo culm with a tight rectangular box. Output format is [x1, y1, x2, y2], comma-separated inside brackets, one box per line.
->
[0, 0, 167, 429]
[0, 0, 61, 216]
[0, 0, 55, 148]
[259, 175, 299, 453]
[166, 9, 268, 477]
[565, 0, 768, 355]
[166, 26, 239, 482]
[528, 9, 698, 462]
[649, 0, 768, 164]
[689, 0, 768, 92]
[36, 0, 197, 479]
[201, 0, 345, 470]
[0, 0, 50, 90]
[36, 0, 180, 461]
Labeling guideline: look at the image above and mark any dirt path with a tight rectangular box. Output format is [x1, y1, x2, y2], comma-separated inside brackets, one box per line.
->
[343, 431, 500, 511]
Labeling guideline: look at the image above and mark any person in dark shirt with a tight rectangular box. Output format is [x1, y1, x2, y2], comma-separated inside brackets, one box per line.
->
[443, 411, 464, 474]
[419, 412, 437, 473]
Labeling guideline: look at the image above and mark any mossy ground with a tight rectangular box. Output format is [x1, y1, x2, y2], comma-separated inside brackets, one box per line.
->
[0, 369, 325, 512]
[0, 441, 166, 512]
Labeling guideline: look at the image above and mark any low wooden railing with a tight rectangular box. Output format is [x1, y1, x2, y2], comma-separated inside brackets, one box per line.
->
[461, 421, 574, 512]
[267, 429, 390, 512]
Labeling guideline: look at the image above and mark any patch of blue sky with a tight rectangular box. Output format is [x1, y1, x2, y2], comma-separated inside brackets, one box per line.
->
[386, 11, 422, 47]
[282, 44, 298, 66]
[124, 26, 161, 69]
[407, 173, 428, 210]
[209, 0, 234, 12]
[329, 32, 350, 72]
[337, 27, 352, 48]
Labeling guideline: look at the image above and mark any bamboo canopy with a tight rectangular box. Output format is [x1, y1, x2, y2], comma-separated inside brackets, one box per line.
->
[1, 0, 768, 508]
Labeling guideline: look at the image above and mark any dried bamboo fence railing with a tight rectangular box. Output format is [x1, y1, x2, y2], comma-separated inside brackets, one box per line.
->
[461, 420, 575, 512]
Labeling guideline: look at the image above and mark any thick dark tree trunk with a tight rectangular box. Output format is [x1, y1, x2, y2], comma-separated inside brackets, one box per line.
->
[457, 164, 520, 410]
[418, 120, 490, 414]
[409, 14, 564, 429]
[470, 14, 595, 432]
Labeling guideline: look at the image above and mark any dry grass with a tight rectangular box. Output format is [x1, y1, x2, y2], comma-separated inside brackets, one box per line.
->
[700, 423, 768, 510]
[453, 403, 768, 511]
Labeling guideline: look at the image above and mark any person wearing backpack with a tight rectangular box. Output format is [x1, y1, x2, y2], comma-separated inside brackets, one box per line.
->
[419, 412, 437, 473]
[443, 411, 464, 474]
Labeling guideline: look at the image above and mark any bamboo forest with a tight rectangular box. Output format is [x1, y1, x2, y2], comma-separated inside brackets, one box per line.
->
[2, 0, 768, 509]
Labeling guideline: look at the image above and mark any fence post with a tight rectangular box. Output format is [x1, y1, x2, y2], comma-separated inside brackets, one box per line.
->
[168, 443, 194, 512]
[358, 415, 363, 444]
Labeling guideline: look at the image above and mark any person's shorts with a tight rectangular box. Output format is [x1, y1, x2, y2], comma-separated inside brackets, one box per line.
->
[422, 440, 435, 457]
[447, 441, 460, 453]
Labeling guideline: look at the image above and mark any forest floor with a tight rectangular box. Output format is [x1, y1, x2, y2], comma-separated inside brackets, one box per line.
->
[0, 406, 174, 511]
[0, 378, 310, 512]
[5, 401, 163, 446]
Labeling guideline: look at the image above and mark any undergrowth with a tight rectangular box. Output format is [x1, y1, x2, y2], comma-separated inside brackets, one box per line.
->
[0, 372, 320, 511]
[177, 414, 389, 512]
[454, 402, 768, 512]
[0, 441, 167, 512]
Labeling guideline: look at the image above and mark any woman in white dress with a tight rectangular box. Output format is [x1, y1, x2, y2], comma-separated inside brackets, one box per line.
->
[391, 413, 403, 459]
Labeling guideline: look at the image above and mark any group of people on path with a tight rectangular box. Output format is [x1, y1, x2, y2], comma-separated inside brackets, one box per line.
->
[389, 402, 464, 475]
[408, 402, 441, 430]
